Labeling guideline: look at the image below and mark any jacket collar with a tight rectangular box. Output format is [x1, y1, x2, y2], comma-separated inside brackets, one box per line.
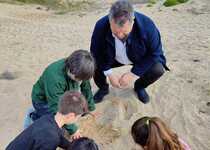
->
[105, 27, 115, 47]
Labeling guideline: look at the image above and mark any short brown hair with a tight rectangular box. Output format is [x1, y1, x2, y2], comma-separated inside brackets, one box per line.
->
[65, 50, 95, 81]
[58, 91, 88, 115]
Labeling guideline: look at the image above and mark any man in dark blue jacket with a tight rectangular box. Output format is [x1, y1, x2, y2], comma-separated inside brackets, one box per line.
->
[90, 0, 169, 104]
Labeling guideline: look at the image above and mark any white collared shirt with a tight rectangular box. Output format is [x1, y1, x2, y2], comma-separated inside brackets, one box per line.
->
[104, 34, 132, 76]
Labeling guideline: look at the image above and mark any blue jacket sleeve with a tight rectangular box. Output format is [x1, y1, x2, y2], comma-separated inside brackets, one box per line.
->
[80, 80, 95, 111]
[58, 135, 71, 149]
[90, 17, 114, 71]
[131, 22, 163, 76]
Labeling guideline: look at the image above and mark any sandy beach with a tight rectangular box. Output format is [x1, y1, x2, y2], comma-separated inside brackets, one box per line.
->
[0, 0, 210, 149]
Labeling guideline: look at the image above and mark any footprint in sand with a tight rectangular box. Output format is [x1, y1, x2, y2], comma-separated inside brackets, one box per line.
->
[198, 102, 210, 115]
[0, 70, 19, 80]
[97, 96, 139, 125]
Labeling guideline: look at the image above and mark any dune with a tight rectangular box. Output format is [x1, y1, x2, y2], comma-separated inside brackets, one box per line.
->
[0, 0, 210, 149]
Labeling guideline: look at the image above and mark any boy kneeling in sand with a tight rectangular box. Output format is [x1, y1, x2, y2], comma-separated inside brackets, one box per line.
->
[29, 50, 96, 139]
[6, 91, 89, 150]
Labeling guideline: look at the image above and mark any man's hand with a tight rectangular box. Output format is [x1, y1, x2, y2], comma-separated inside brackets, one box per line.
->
[107, 74, 121, 88]
[119, 72, 137, 88]
[71, 130, 82, 140]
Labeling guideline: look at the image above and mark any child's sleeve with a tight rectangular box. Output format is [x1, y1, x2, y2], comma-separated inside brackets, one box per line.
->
[179, 138, 191, 150]
[80, 80, 96, 111]
[59, 136, 71, 149]
[64, 124, 78, 135]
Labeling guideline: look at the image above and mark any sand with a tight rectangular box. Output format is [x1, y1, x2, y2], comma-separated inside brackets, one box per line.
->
[0, 0, 210, 150]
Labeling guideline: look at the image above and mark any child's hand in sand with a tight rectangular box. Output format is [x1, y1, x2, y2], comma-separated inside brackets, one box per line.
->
[71, 130, 82, 140]
[91, 110, 101, 118]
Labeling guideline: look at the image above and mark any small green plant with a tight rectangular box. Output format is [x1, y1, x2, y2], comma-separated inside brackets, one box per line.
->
[164, 0, 180, 7]
[178, 0, 188, 3]
[16, 0, 45, 4]
[163, 0, 189, 7]
[146, 0, 157, 7]
[0, 0, 22, 4]
[147, 3, 153, 7]
[0, 0, 93, 12]
[149, 0, 157, 4]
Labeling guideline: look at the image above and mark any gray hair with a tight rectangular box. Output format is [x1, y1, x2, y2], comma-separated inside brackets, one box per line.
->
[109, 0, 134, 27]
[65, 49, 95, 80]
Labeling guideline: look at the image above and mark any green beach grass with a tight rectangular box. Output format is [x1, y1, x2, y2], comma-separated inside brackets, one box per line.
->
[163, 0, 189, 7]
[0, 0, 93, 12]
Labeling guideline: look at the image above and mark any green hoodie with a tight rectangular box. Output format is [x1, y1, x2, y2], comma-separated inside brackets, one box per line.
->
[32, 59, 95, 134]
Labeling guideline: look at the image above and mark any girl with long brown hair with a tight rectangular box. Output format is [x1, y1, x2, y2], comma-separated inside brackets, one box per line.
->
[131, 116, 191, 150]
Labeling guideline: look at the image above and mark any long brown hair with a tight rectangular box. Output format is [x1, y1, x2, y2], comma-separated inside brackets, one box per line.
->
[131, 116, 185, 150]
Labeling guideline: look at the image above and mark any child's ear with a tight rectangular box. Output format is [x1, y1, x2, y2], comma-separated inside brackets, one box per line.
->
[67, 113, 75, 119]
